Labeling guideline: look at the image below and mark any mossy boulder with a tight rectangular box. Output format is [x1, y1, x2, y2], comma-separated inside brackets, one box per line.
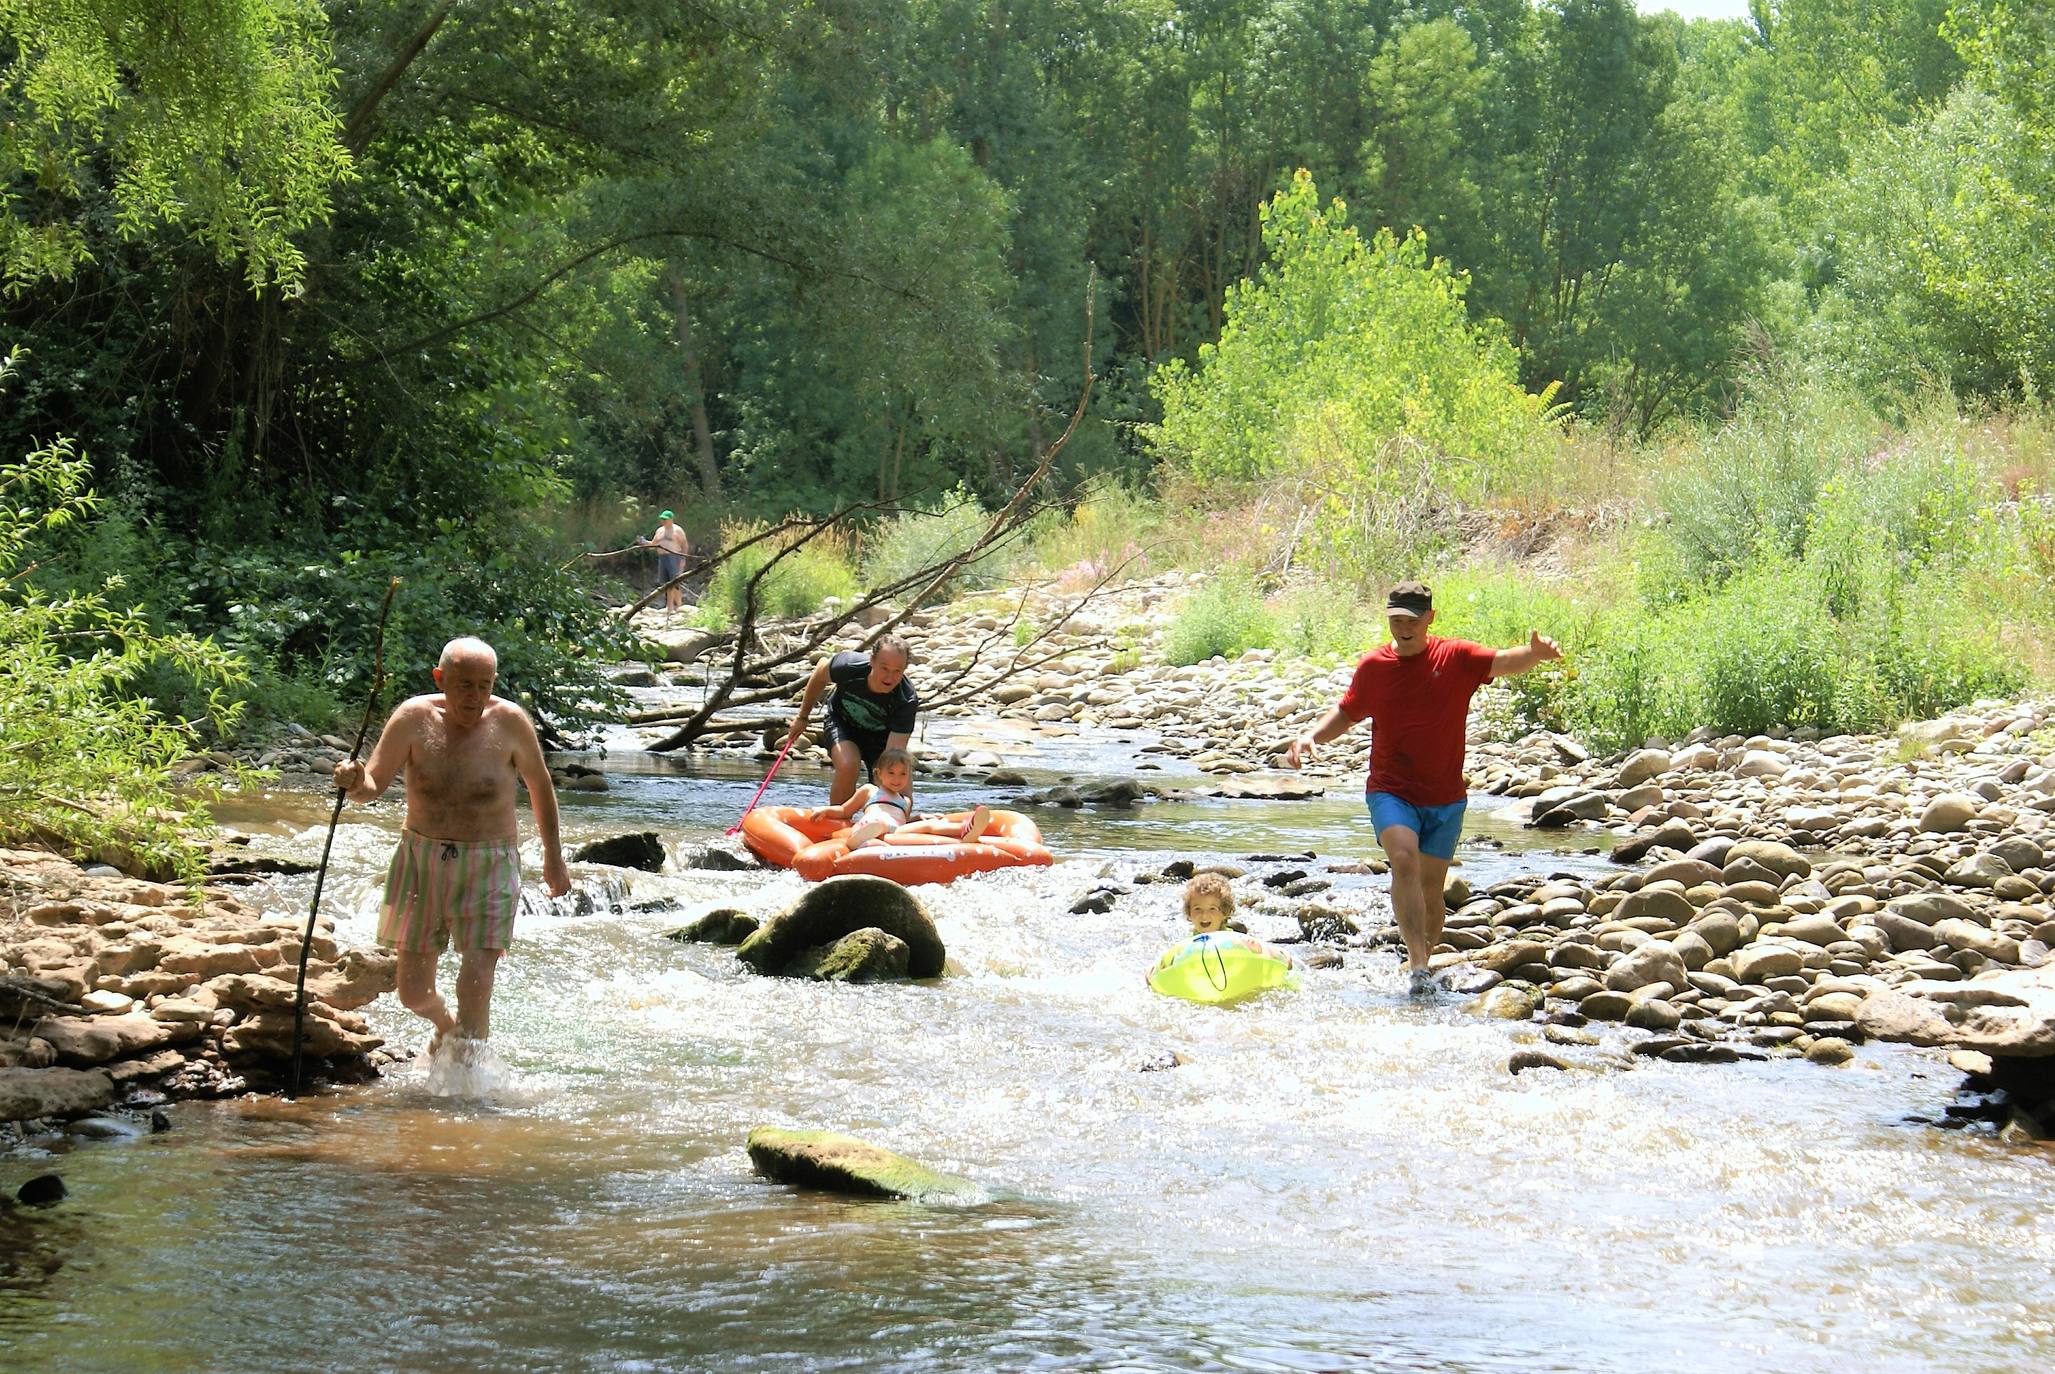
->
[793, 928, 910, 983]
[745, 1126, 984, 1202]
[736, 876, 943, 978]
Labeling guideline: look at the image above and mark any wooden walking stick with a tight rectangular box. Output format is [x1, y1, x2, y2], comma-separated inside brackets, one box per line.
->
[289, 576, 400, 1098]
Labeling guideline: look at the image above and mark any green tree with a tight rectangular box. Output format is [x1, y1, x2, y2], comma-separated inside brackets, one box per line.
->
[1148, 170, 1557, 489]
[0, 0, 349, 290]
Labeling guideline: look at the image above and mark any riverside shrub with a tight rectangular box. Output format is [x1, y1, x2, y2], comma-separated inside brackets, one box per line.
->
[1147, 171, 1561, 536]
[860, 488, 1009, 600]
[1166, 573, 1274, 666]
[700, 522, 861, 630]
[1, 385, 244, 877]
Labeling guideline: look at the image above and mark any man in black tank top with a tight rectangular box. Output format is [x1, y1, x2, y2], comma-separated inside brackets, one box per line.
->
[784, 634, 918, 803]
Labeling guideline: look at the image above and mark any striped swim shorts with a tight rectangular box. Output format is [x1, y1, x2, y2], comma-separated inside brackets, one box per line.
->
[378, 829, 522, 953]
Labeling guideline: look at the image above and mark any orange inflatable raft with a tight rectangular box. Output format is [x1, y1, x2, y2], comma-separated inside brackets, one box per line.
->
[740, 805, 1054, 885]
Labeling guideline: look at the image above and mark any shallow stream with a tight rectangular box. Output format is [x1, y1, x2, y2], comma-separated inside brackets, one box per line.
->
[3, 729, 2052, 1372]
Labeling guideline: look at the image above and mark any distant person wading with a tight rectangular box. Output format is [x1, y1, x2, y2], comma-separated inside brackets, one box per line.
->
[784, 635, 919, 804]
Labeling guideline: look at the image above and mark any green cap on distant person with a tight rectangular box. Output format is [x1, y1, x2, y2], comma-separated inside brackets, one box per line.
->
[659, 510, 674, 520]
[1385, 581, 1432, 619]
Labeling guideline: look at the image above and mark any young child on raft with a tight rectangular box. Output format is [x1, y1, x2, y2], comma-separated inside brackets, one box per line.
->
[809, 747, 992, 849]
[1146, 873, 1296, 986]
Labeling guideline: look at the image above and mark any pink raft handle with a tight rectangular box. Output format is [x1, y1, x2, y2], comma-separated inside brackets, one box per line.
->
[727, 730, 800, 835]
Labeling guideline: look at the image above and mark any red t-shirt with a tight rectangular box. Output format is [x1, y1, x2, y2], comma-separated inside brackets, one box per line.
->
[1337, 636, 1497, 806]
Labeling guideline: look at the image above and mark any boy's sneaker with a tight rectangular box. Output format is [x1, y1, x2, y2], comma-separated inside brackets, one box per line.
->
[1406, 967, 1440, 999]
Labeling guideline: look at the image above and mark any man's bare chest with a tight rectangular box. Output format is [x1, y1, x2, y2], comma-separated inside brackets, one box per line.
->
[411, 724, 514, 804]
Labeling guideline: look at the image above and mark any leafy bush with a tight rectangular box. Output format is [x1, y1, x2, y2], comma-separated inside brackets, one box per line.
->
[146, 520, 637, 738]
[2, 387, 244, 878]
[1165, 572, 1275, 666]
[1021, 481, 1159, 586]
[699, 523, 861, 630]
[1268, 581, 1379, 660]
[1650, 368, 1877, 594]
[1148, 170, 1562, 504]
[860, 488, 1010, 600]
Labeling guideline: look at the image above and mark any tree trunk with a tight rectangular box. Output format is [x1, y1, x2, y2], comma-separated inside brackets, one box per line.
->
[666, 262, 722, 502]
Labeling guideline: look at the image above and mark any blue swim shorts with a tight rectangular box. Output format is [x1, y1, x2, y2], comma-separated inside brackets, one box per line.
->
[1367, 792, 1467, 861]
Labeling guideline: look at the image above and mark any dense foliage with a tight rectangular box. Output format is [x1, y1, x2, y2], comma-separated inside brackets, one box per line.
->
[2, 0, 2053, 822]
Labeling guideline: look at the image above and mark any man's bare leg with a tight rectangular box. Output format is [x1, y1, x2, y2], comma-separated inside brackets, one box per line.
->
[395, 949, 457, 1053]
[1378, 825, 1450, 972]
[453, 948, 503, 1041]
[827, 740, 864, 805]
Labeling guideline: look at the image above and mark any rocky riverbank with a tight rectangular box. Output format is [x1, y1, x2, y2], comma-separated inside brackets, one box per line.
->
[1, 848, 397, 1139]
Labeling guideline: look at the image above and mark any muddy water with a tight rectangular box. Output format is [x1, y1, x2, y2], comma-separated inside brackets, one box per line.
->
[4, 743, 2052, 1373]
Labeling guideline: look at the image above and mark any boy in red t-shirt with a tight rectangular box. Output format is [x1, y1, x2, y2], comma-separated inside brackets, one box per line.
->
[1286, 582, 1561, 995]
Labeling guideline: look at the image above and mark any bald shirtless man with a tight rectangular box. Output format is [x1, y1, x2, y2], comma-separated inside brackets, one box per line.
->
[332, 637, 570, 1054]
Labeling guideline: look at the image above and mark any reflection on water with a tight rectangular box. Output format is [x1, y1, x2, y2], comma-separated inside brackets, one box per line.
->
[7, 751, 2055, 1372]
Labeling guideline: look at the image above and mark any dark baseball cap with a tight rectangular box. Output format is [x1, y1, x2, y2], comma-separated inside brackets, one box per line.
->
[1385, 581, 1432, 618]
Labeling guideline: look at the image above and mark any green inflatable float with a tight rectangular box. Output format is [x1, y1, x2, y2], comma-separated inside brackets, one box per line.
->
[1148, 930, 1301, 1005]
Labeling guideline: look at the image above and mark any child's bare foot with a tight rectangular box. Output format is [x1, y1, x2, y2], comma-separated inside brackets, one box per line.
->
[960, 805, 992, 841]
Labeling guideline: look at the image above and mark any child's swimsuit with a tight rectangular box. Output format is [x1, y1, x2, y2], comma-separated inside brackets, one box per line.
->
[856, 785, 913, 832]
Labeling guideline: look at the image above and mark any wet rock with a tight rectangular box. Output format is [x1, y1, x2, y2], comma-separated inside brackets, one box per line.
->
[16, 1174, 66, 1207]
[1508, 1049, 1571, 1075]
[1805, 1037, 1855, 1065]
[1626, 999, 1683, 1031]
[666, 909, 760, 945]
[737, 876, 944, 979]
[0, 1067, 115, 1123]
[1580, 990, 1635, 1021]
[1660, 1042, 1746, 1065]
[679, 842, 757, 872]
[1442, 966, 1502, 995]
[1134, 1048, 1189, 1073]
[571, 832, 667, 872]
[797, 928, 911, 983]
[1480, 940, 1550, 975]
[745, 1125, 983, 1202]
[1475, 985, 1539, 1020]
[220, 1004, 383, 1061]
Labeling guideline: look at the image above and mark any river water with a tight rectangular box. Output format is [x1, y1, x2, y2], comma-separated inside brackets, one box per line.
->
[4, 732, 2052, 1373]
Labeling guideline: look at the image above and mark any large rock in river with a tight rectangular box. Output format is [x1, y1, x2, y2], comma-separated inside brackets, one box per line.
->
[736, 876, 944, 978]
[1857, 964, 2055, 1058]
[746, 1125, 984, 1202]
[571, 832, 666, 871]
[0, 1067, 116, 1123]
